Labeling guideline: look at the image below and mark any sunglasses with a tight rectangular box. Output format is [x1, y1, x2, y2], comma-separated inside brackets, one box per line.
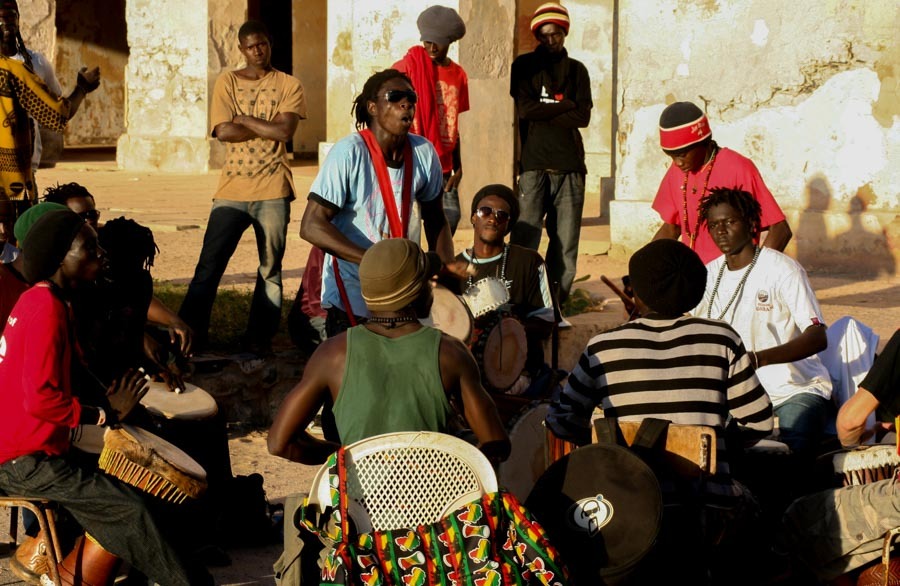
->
[475, 206, 510, 223]
[384, 89, 418, 104]
[79, 209, 101, 221]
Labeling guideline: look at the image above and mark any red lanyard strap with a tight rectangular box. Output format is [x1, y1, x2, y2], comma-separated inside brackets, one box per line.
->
[358, 128, 413, 238]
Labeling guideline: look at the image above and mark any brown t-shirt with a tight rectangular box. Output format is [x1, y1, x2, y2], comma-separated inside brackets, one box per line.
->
[210, 69, 307, 202]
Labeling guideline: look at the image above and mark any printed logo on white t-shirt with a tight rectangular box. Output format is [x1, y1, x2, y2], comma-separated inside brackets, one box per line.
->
[755, 289, 773, 312]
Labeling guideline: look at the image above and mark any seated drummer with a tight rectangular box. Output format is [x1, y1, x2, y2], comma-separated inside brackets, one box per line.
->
[268, 237, 511, 465]
[692, 187, 831, 457]
[447, 184, 555, 394]
[546, 239, 773, 508]
[778, 329, 900, 581]
[45, 181, 194, 362]
[0, 208, 197, 585]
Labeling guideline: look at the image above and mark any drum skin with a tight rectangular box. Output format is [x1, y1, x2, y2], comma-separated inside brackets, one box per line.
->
[140, 382, 218, 420]
[419, 285, 473, 343]
[526, 444, 662, 584]
[471, 315, 527, 391]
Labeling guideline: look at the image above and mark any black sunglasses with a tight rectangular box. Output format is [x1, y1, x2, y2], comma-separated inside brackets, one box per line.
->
[79, 209, 101, 221]
[384, 89, 418, 104]
[475, 206, 510, 223]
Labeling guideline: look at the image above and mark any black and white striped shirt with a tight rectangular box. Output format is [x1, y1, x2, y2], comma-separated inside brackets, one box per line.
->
[547, 315, 773, 505]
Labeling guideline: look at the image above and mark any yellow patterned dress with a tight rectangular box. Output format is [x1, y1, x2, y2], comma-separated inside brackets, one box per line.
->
[0, 55, 69, 201]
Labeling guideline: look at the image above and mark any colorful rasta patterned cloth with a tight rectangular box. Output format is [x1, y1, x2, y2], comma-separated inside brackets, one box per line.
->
[301, 449, 568, 586]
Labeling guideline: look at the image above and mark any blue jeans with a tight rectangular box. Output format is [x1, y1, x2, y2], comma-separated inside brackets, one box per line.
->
[0, 453, 191, 585]
[179, 198, 290, 348]
[510, 170, 585, 304]
[775, 392, 831, 456]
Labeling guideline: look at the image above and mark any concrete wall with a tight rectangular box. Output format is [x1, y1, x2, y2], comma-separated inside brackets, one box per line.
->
[207, 0, 246, 168]
[55, 0, 127, 146]
[610, 0, 900, 276]
[116, 0, 211, 172]
[17, 1, 55, 63]
[515, 0, 615, 217]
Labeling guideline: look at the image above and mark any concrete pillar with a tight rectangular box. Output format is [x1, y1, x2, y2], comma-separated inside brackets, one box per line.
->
[207, 0, 246, 169]
[116, 0, 211, 172]
[293, 0, 327, 156]
[458, 0, 517, 216]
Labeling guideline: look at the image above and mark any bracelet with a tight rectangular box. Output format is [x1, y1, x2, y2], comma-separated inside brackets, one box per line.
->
[96, 406, 107, 427]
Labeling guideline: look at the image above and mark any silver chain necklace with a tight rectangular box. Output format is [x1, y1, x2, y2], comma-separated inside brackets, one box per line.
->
[466, 244, 510, 290]
[706, 247, 761, 322]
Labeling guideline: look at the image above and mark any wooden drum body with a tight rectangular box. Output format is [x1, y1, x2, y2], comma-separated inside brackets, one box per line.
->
[99, 425, 207, 504]
[832, 445, 900, 487]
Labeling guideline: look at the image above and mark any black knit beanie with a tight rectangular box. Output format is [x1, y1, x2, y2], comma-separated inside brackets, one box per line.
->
[471, 184, 520, 229]
[629, 239, 707, 317]
[22, 209, 86, 284]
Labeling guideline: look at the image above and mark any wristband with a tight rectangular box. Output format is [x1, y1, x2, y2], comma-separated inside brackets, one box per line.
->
[96, 406, 107, 427]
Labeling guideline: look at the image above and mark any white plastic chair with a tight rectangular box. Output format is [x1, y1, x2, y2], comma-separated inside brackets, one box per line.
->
[307, 431, 497, 533]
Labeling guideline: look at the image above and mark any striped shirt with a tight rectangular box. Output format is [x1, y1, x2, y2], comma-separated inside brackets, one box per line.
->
[546, 315, 773, 506]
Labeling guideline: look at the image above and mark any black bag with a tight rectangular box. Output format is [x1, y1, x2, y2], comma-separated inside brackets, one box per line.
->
[526, 419, 664, 585]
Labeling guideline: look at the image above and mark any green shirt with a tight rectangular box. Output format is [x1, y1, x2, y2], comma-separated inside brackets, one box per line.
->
[334, 325, 450, 445]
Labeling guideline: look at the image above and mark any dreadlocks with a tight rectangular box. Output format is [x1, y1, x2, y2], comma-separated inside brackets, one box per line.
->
[351, 69, 412, 130]
[0, 1, 33, 72]
[42, 182, 94, 205]
[698, 187, 762, 235]
[98, 217, 158, 274]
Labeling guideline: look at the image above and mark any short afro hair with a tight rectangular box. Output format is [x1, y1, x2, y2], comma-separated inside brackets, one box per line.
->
[238, 20, 271, 43]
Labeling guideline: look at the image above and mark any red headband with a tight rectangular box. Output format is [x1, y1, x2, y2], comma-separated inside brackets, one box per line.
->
[659, 114, 711, 151]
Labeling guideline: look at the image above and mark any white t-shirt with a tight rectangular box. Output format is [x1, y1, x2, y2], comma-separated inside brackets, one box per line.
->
[693, 247, 832, 405]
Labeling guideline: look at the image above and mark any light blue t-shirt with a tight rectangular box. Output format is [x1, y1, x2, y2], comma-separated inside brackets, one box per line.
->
[311, 132, 443, 317]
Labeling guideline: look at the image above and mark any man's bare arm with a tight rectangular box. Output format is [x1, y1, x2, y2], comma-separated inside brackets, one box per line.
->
[755, 324, 827, 368]
[440, 336, 510, 463]
[300, 199, 367, 264]
[836, 387, 880, 447]
[268, 337, 344, 465]
[652, 222, 681, 241]
[760, 220, 792, 252]
[420, 195, 455, 265]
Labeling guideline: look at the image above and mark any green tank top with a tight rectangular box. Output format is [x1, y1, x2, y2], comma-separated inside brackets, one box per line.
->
[333, 325, 450, 445]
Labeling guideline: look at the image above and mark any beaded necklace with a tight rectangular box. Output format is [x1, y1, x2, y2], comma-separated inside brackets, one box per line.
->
[366, 315, 419, 329]
[466, 244, 510, 291]
[706, 246, 761, 322]
[681, 146, 718, 250]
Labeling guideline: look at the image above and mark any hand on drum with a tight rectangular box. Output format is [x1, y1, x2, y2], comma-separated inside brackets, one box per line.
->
[166, 315, 193, 357]
[442, 259, 476, 279]
[143, 332, 189, 392]
[106, 368, 150, 422]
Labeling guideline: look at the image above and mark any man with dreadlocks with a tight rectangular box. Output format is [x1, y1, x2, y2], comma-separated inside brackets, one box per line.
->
[180, 20, 306, 355]
[0, 0, 100, 209]
[692, 187, 830, 458]
[300, 68, 460, 335]
[652, 101, 791, 264]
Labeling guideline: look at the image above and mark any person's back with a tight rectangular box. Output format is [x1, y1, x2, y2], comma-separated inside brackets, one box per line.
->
[334, 324, 449, 444]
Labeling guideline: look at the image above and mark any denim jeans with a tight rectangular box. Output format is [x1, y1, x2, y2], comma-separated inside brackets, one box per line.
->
[510, 170, 585, 303]
[0, 453, 191, 585]
[774, 392, 831, 456]
[179, 198, 290, 348]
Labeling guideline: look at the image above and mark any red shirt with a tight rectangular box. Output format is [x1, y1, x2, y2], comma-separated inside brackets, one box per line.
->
[0, 283, 82, 464]
[0, 262, 29, 335]
[652, 147, 786, 264]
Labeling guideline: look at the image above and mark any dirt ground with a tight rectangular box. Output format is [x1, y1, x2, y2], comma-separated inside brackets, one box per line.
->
[1, 152, 899, 584]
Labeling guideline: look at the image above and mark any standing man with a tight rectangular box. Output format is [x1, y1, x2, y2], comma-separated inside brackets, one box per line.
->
[393, 5, 469, 233]
[179, 20, 306, 354]
[509, 2, 592, 306]
[652, 101, 792, 264]
[300, 69, 458, 335]
[0, 0, 100, 208]
[692, 187, 830, 456]
[0, 0, 63, 173]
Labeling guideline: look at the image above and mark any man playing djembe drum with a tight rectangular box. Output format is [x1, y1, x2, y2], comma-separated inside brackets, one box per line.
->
[0, 209, 198, 585]
[448, 183, 555, 395]
[778, 329, 900, 581]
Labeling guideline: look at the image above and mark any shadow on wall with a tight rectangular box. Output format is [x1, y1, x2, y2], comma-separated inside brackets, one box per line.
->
[795, 174, 895, 278]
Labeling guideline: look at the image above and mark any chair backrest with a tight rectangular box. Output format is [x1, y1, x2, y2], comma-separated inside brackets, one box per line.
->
[308, 431, 498, 533]
[593, 419, 717, 478]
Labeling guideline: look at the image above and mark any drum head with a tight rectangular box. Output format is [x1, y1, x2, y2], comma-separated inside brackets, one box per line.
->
[526, 444, 662, 582]
[498, 403, 550, 502]
[482, 317, 527, 391]
[419, 285, 473, 343]
[113, 425, 207, 482]
[141, 381, 218, 420]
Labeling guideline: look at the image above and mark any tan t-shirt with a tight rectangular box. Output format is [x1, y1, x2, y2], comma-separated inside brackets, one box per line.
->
[210, 69, 307, 202]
